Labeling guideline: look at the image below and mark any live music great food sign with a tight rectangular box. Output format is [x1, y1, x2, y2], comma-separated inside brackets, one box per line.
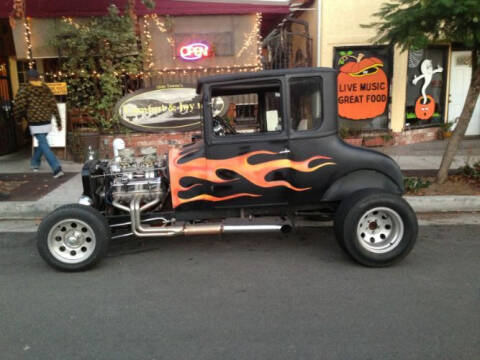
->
[335, 48, 391, 121]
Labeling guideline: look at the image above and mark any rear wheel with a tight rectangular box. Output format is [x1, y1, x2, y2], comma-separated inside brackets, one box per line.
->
[334, 190, 417, 267]
[37, 204, 110, 271]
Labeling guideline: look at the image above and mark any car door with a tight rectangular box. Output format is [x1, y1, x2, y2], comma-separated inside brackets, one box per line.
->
[203, 78, 291, 209]
[286, 75, 339, 206]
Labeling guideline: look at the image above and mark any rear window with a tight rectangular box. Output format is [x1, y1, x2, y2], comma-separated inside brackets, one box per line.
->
[289, 77, 323, 131]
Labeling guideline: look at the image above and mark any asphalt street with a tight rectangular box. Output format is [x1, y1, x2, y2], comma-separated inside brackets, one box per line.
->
[0, 225, 479, 360]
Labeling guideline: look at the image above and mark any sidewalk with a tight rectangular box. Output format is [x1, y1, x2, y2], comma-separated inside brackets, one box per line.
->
[0, 138, 479, 220]
[0, 147, 83, 174]
[0, 148, 83, 218]
[379, 138, 480, 169]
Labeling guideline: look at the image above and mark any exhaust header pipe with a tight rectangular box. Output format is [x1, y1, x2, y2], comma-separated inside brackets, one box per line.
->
[112, 196, 290, 238]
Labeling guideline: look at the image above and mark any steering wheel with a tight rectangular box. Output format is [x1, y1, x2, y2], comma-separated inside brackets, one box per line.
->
[213, 116, 237, 136]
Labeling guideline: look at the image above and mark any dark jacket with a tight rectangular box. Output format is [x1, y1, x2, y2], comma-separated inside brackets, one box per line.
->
[13, 81, 61, 127]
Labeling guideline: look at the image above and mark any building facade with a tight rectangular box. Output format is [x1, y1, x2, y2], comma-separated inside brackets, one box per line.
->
[288, 0, 480, 142]
[0, 0, 289, 155]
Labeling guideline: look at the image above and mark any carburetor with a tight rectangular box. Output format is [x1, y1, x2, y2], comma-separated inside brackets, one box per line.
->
[110, 146, 164, 203]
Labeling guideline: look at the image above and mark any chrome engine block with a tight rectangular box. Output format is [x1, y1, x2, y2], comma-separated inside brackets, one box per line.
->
[110, 146, 166, 203]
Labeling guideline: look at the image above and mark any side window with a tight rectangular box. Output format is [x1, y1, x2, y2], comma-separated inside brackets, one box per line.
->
[210, 80, 283, 137]
[289, 77, 323, 131]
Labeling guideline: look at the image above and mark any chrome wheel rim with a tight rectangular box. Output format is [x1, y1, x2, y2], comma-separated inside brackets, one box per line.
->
[47, 219, 96, 264]
[356, 207, 404, 254]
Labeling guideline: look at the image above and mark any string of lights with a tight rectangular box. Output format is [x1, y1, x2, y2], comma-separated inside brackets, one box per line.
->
[142, 14, 176, 65]
[24, 17, 35, 69]
[43, 64, 260, 80]
[40, 13, 264, 80]
[236, 12, 262, 63]
[142, 16, 155, 70]
[61, 16, 81, 29]
[255, 12, 263, 70]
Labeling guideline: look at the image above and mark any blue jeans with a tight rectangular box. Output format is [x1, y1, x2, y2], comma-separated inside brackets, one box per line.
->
[32, 133, 61, 173]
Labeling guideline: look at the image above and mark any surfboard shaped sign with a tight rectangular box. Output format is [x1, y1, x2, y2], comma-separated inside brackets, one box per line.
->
[115, 85, 227, 132]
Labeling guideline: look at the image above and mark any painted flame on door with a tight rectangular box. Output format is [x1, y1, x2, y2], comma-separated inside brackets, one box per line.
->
[169, 148, 336, 208]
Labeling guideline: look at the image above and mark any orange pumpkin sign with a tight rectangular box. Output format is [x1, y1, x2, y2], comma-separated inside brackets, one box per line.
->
[337, 55, 388, 120]
[415, 95, 435, 120]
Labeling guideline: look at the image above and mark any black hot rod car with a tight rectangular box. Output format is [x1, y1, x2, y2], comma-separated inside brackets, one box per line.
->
[37, 68, 417, 271]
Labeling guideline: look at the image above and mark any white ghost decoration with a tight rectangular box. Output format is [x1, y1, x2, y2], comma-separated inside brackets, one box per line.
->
[412, 59, 443, 104]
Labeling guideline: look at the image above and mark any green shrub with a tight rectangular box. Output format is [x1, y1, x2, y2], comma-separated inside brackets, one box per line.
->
[462, 161, 480, 180]
[404, 177, 431, 193]
[53, 4, 144, 131]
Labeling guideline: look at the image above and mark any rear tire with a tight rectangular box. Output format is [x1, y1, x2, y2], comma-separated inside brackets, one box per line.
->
[37, 204, 110, 271]
[334, 190, 417, 267]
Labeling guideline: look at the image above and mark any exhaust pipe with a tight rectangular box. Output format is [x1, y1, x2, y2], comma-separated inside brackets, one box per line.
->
[182, 223, 287, 235]
[112, 195, 289, 238]
[224, 224, 291, 233]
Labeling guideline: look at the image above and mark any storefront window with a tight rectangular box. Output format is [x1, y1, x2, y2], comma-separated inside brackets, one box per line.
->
[16, 60, 36, 84]
[333, 46, 392, 131]
[17, 59, 60, 83]
[175, 32, 234, 57]
[42, 58, 61, 82]
[405, 46, 448, 128]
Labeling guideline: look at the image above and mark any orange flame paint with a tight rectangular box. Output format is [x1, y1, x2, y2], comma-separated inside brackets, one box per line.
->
[169, 148, 335, 208]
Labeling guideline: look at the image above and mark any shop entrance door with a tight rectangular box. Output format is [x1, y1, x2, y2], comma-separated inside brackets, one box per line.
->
[448, 51, 480, 136]
[0, 59, 17, 155]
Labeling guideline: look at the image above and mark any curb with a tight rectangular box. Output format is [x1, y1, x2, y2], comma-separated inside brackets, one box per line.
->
[0, 201, 70, 219]
[404, 195, 480, 213]
[388, 155, 480, 171]
[0, 195, 479, 220]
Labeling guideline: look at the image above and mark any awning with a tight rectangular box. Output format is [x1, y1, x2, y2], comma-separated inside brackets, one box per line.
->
[2, 1, 289, 37]
[1, 0, 289, 18]
[0, 0, 13, 18]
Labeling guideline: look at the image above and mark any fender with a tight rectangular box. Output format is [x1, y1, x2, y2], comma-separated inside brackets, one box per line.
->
[321, 170, 403, 202]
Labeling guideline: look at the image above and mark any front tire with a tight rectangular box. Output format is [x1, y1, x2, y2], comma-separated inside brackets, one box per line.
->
[334, 190, 418, 267]
[37, 204, 110, 271]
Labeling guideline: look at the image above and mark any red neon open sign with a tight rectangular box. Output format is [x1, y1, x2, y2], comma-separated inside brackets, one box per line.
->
[179, 43, 210, 61]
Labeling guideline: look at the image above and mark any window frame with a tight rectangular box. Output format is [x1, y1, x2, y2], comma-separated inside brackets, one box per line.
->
[204, 77, 288, 145]
[404, 45, 449, 130]
[175, 32, 234, 57]
[286, 74, 325, 139]
[16, 60, 36, 85]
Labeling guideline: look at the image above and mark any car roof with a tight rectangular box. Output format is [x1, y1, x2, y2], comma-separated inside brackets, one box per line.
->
[196, 67, 337, 93]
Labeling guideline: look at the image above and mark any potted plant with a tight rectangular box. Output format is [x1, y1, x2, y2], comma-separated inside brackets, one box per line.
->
[339, 125, 363, 146]
[438, 120, 455, 140]
[67, 108, 100, 162]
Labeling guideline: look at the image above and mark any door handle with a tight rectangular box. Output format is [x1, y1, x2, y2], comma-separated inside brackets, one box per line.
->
[277, 148, 291, 154]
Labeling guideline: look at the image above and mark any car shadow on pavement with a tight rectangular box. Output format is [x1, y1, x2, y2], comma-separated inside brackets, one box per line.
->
[106, 226, 350, 264]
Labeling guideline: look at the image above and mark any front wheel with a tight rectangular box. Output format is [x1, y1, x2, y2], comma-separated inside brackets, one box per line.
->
[37, 204, 110, 271]
[334, 190, 418, 267]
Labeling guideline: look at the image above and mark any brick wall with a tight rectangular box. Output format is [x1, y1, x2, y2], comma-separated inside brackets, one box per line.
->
[393, 127, 439, 146]
[98, 131, 200, 158]
[346, 127, 440, 148]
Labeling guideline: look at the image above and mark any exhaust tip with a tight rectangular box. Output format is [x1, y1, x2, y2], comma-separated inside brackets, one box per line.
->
[281, 224, 292, 233]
